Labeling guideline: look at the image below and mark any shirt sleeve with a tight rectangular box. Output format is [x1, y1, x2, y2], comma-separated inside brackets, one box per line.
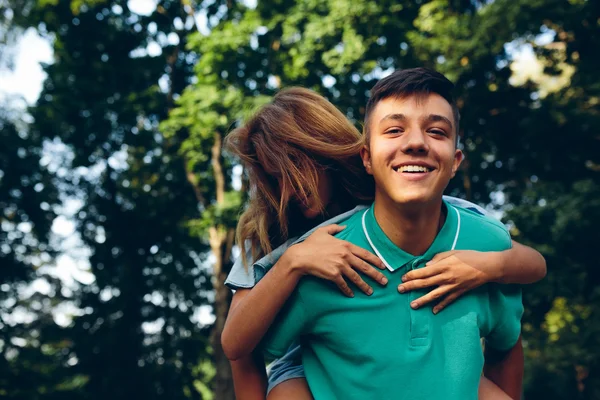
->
[484, 284, 524, 351]
[225, 207, 366, 291]
[443, 195, 489, 217]
[464, 213, 522, 351]
[224, 244, 259, 290]
[224, 238, 296, 290]
[261, 288, 310, 358]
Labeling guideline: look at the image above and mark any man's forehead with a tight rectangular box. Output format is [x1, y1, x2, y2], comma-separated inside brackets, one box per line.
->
[372, 93, 453, 121]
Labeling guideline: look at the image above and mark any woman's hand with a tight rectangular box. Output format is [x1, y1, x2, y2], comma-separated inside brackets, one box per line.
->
[398, 250, 504, 314]
[284, 224, 388, 297]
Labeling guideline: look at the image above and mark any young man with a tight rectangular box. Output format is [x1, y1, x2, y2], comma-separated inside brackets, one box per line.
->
[262, 68, 524, 399]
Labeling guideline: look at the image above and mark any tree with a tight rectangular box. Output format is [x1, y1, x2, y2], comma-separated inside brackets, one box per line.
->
[498, 1, 600, 397]
[5, 0, 597, 397]
[0, 104, 71, 398]
[167, 0, 598, 398]
[23, 0, 217, 398]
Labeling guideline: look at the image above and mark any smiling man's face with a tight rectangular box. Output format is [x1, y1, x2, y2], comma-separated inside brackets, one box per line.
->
[361, 93, 463, 208]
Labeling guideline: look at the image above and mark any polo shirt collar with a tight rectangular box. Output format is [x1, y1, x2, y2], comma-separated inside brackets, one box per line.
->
[361, 200, 461, 272]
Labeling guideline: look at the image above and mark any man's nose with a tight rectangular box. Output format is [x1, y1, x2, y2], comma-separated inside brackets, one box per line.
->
[400, 129, 429, 154]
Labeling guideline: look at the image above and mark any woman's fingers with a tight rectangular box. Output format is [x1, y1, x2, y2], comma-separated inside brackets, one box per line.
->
[409, 286, 450, 309]
[305, 230, 387, 296]
[401, 264, 446, 282]
[426, 250, 456, 266]
[333, 275, 354, 297]
[432, 291, 463, 314]
[321, 224, 347, 236]
[348, 255, 388, 285]
[348, 243, 386, 270]
[342, 266, 373, 295]
[398, 275, 444, 293]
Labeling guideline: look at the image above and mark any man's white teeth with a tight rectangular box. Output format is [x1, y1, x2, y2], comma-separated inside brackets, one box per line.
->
[398, 165, 430, 173]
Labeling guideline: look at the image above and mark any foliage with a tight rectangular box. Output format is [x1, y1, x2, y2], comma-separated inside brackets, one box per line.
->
[5, 0, 218, 398]
[0, 106, 68, 399]
[2, 0, 598, 398]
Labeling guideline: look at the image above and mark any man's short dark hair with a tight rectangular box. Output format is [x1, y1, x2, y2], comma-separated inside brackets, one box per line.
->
[364, 67, 460, 144]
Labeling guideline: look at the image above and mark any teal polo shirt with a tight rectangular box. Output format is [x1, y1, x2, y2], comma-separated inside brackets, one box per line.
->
[262, 201, 523, 400]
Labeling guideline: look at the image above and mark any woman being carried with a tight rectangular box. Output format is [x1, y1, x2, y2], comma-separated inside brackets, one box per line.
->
[222, 87, 545, 399]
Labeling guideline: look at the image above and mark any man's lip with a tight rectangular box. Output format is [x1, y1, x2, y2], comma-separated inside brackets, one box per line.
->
[392, 161, 436, 172]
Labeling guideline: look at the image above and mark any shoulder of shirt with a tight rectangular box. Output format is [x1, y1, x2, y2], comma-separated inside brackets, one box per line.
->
[331, 209, 366, 241]
[452, 205, 512, 245]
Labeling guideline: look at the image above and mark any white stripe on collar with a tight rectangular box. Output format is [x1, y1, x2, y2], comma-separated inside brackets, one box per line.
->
[450, 205, 461, 250]
[360, 205, 461, 272]
[361, 210, 394, 271]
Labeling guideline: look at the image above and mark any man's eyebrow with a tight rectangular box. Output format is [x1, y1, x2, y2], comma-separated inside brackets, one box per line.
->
[380, 113, 407, 123]
[424, 114, 453, 129]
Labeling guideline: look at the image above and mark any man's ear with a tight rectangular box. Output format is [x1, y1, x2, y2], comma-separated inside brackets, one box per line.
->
[451, 149, 464, 177]
[360, 144, 373, 175]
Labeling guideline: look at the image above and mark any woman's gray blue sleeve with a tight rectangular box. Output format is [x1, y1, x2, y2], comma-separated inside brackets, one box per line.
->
[224, 206, 365, 290]
[442, 195, 488, 216]
[225, 238, 296, 290]
[225, 257, 256, 290]
[225, 245, 259, 290]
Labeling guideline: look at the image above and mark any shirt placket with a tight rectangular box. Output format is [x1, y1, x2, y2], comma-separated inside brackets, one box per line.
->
[408, 257, 431, 347]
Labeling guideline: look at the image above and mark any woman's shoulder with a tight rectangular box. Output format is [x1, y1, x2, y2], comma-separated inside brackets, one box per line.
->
[331, 208, 367, 241]
[294, 205, 368, 241]
[442, 195, 487, 216]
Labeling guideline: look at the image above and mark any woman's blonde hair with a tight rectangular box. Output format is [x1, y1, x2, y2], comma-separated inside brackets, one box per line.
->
[225, 87, 374, 267]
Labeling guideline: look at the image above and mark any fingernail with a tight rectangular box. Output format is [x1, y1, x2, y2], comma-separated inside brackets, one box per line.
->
[433, 308, 439, 314]
[381, 277, 388, 284]
[401, 275, 407, 282]
[398, 285, 405, 293]
[410, 301, 418, 309]
[367, 288, 373, 295]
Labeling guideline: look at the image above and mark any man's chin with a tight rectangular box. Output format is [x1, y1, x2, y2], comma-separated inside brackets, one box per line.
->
[388, 192, 440, 207]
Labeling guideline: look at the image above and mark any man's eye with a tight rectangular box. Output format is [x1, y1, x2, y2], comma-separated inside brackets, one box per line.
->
[429, 129, 446, 136]
[385, 128, 403, 135]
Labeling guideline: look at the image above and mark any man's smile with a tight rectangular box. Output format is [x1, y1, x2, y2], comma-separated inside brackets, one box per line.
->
[392, 162, 436, 180]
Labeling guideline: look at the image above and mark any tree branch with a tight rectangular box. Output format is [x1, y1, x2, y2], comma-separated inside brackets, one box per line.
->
[211, 132, 225, 205]
[183, 159, 206, 207]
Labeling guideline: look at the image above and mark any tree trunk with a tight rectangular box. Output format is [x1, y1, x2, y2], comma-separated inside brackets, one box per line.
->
[208, 133, 235, 400]
[209, 230, 234, 400]
[182, 119, 236, 397]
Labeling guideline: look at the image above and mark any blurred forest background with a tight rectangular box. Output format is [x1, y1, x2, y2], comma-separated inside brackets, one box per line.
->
[0, 0, 598, 399]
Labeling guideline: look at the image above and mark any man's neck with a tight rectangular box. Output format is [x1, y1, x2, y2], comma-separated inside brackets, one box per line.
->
[372, 196, 446, 256]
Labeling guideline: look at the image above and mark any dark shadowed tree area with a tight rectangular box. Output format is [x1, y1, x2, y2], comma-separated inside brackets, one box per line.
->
[1, 0, 598, 399]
